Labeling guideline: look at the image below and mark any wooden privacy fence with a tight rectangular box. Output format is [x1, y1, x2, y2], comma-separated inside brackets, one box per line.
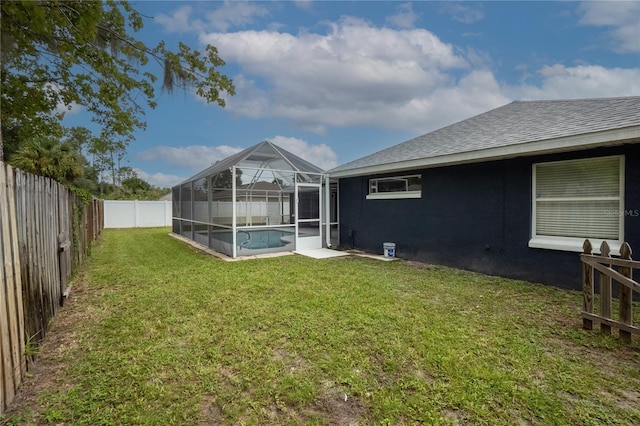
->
[581, 239, 639, 343]
[0, 162, 24, 417]
[0, 161, 103, 414]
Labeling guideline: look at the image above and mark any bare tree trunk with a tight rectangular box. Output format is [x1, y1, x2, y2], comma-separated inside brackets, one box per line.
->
[110, 149, 116, 187]
[0, 125, 4, 162]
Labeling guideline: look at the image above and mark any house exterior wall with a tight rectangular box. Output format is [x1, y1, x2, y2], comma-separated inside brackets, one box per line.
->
[337, 144, 640, 290]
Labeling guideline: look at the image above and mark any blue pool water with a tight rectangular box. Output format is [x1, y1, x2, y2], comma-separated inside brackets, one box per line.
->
[237, 230, 293, 250]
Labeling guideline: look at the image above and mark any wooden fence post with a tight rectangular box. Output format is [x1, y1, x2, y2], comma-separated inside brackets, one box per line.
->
[619, 242, 633, 344]
[582, 239, 594, 330]
[599, 241, 612, 335]
[88, 199, 93, 243]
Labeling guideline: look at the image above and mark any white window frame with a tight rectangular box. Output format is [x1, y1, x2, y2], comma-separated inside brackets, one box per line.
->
[529, 155, 625, 255]
[366, 174, 422, 200]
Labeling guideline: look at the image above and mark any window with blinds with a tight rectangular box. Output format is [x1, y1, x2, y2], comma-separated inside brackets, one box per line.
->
[366, 174, 422, 199]
[533, 156, 623, 241]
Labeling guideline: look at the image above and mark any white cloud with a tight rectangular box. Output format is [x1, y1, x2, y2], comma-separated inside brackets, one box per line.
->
[45, 83, 83, 116]
[135, 169, 185, 188]
[578, 1, 640, 53]
[163, 5, 638, 136]
[205, 1, 269, 32]
[155, 6, 197, 33]
[440, 3, 484, 24]
[386, 3, 419, 29]
[205, 17, 467, 72]
[508, 64, 640, 100]
[55, 100, 82, 116]
[269, 136, 338, 170]
[136, 145, 243, 172]
[155, 1, 268, 33]
[135, 138, 337, 183]
[201, 17, 474, 133]
[293, 0, 313, 11]
[219, 74, 270, 119]
[154, 1, 268, 33]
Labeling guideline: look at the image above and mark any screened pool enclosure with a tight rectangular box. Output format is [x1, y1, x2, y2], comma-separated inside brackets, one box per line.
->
[172, 141, 338, 258]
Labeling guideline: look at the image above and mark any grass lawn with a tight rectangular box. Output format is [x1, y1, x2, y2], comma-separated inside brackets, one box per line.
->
[3, 228, 639, 425]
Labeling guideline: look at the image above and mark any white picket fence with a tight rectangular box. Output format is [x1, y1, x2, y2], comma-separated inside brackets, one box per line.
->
[104, 200, 172, 228]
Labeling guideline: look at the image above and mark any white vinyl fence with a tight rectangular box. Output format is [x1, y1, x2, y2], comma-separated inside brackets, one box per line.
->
[104, 200, 172, 228]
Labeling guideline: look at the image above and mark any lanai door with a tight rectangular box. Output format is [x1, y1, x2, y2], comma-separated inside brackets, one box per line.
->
[295, 183, 322, 250]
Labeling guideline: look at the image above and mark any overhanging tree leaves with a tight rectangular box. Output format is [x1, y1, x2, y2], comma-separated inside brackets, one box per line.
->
[0, 0, 235, 161]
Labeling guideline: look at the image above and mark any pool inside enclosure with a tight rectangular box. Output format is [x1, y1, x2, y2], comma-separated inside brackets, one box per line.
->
[172, 141, 339, 258]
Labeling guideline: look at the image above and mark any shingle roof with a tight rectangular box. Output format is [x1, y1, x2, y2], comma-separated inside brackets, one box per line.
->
[329, 96, 640, 176]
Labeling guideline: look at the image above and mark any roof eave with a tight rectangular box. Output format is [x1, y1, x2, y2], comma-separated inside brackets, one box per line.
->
[328, 126, 640, 178]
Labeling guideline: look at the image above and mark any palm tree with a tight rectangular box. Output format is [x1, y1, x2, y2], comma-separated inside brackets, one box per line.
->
[10, 136, 84, 185]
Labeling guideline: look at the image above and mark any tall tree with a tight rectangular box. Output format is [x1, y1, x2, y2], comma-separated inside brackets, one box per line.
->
[1, 0, 235, 161]
[63, 127, 93, 155]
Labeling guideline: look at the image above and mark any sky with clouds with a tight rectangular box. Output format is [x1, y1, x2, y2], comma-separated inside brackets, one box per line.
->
[63, 1, 640, 188]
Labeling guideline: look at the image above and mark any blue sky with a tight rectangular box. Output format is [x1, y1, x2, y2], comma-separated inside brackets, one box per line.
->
[63, 1, 640, 188]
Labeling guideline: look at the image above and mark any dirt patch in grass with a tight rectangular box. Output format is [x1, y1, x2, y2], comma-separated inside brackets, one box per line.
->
[508, 409, 535, 426]
[198, 394, 223, 425]
[442, 407, 464, 425]
[546, 335, 638, 376]
[412, 368, 435, 383]
[547, 334, 640, 419]
[615, 389, 640, 411]
[2, 272, 96, 423]
[303, 383, 367, 425]
[405, 260, 432, 270]
[217, 365, 244, 390]
[272, 348, 309, 373]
